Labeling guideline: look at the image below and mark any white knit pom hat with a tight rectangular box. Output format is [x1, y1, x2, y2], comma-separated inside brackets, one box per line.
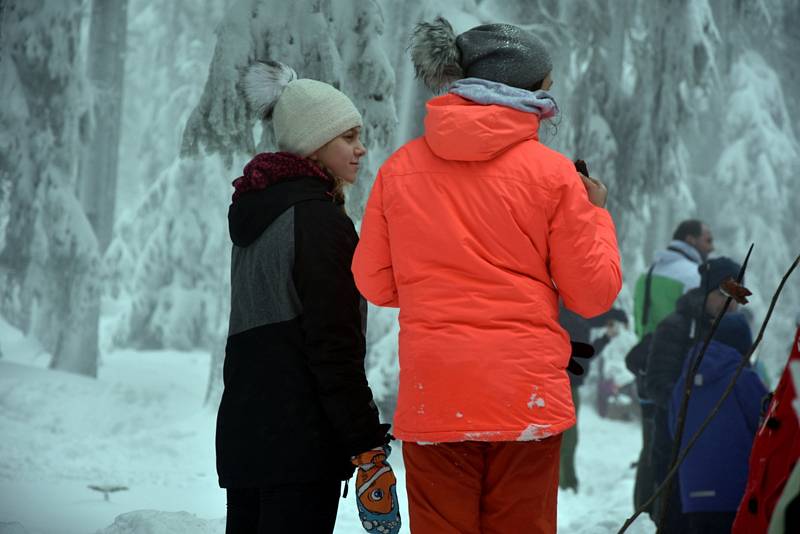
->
[243, 61, 362, 156]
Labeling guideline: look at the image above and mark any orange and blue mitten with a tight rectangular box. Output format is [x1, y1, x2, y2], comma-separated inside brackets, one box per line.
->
[351, 444, 401, 534]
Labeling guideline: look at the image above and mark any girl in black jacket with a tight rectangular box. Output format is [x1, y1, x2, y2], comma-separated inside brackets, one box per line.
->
[216, 61, 392, 534]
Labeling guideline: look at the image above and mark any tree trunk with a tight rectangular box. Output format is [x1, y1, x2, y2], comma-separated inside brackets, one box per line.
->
[1, 0, 102, 377]
[80, 0, 129, 252]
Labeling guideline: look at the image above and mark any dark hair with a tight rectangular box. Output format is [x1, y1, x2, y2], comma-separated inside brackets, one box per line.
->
[528, 78, 545, 91]
[673, 219, 704, 241]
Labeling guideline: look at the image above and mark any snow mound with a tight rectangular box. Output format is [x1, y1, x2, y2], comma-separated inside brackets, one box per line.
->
[0, 349, 213, 484]
[0, 523, 30, 534]
[97, 511, 224, 534]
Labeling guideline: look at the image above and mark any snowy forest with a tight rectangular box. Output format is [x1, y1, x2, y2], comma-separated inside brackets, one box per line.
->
[1, 0, 799, 533]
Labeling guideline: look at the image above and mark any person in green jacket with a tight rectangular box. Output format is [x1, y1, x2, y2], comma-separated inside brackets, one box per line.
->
[633, 220, 714, 338]
[631, 219, 714, 513]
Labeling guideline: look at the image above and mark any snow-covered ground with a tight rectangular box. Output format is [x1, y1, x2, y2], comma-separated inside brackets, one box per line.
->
[0, 317, 654, 533]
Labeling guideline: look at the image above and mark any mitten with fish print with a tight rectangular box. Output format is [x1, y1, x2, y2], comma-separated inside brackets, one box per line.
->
[351, 444, 401, 534]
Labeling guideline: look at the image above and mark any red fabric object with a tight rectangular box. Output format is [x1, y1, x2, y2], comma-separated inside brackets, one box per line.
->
[732, 325, 800, 533]
[231, 151, 331, 201]
[403, 436, 561, 534]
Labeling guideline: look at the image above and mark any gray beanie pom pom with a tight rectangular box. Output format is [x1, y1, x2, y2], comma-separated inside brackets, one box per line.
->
[243, 60, 298, 119]
[409, 16, 464, 93]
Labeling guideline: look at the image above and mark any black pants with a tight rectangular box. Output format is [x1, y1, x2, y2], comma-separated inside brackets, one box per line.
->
[559, 386, 581, 490]
[687, 511, 736, 533]
[225, 480, 340, 534]
[651, 408, 689, 534]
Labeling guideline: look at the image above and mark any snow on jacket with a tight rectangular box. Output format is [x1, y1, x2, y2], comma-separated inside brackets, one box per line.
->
[352, 93, 622, 443]
[216, 159, 387, 488]
[669, 340, 767, 512]
[633, 240, 702, 339]
[733, 324, 800, 532]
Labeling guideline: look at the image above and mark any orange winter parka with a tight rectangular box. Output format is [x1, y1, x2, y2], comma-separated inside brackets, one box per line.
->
[352, 93, 622, 443]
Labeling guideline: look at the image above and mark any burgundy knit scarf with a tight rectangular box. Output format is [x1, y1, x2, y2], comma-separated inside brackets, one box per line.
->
[231, 152, 333, 201]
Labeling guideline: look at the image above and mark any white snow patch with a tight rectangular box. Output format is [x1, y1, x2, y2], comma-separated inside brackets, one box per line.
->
[97, 510, 225, 534]
[0, 315, 51, 369]
[527, 386, 546, 409]
[463, 431, 503, 440]
[517, 424, 553, 441]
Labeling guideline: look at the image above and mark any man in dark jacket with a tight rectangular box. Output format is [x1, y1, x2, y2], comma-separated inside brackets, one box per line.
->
[631, 219, 712, 512]
[644, 256, 742, 532]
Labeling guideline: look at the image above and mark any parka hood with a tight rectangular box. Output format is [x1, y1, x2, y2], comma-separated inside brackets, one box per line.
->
[423, 94, 540, 161]
[228, 176, 334, 247]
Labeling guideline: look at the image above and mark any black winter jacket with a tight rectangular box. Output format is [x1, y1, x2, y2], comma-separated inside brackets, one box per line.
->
[644, 288, 711, 408]
[216, 176, 388, 488]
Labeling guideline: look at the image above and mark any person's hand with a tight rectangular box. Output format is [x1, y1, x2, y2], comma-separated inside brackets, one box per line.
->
[567, 341, 595, 375]
[351, 444, 401, 534]
[579, 172, 608, 208]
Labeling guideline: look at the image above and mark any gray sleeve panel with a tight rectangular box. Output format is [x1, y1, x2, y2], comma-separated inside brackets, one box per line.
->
[228, 207, 302, 336]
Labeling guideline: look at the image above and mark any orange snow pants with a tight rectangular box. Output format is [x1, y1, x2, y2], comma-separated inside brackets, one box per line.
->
[403, 435, 562, 534]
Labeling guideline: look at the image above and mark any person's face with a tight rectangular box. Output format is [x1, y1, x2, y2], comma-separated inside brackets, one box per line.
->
[309, 127, 366, 184]
[541, 72, 553, 91]
[686, 225, 714, 260]
[705, 289, 739, 317]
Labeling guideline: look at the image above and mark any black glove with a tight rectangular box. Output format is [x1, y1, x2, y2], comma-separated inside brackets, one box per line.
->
[567, 341, 595, 376]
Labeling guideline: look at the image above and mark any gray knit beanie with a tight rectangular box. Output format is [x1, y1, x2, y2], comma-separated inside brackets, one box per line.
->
[243, 61, 362, 156]
[457, 24, 552, 90]
[409, 18, 552, 93]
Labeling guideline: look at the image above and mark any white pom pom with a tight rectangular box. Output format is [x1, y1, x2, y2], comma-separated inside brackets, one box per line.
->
[243, 60, 298, 118]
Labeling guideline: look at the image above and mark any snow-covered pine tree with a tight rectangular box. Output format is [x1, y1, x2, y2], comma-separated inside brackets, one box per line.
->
[570, 0, 718, 262]
[106, 0, 230, 361]
[115, 0, 230, 209]
[109, 156, 230, 353]
[680, 1, 800, 378]
[0, 0, 102, 376]
[700, 52, 799, 377]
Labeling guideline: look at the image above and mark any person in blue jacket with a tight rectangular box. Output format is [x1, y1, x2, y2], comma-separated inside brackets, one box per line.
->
[669, 312, 768, 533]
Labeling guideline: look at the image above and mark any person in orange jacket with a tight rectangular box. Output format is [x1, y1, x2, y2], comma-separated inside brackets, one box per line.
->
[351, 18, 622, 533]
